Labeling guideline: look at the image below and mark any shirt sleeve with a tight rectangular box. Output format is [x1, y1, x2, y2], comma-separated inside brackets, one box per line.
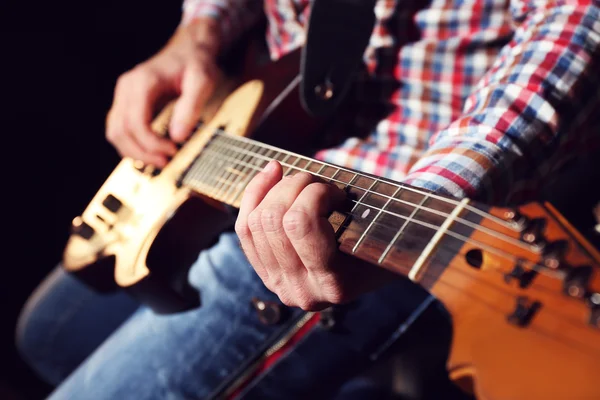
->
[181, 0, 264, 50]
[403, 1, 600, 205]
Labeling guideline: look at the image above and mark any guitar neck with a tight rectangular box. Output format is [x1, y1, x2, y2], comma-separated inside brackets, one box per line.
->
[178, 130, 510, 287]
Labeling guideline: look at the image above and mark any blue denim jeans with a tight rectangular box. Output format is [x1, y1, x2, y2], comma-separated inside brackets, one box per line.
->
[17, 232, 435, 399]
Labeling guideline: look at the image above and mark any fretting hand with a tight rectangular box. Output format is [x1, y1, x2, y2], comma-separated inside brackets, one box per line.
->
[236, 160, 397, 310]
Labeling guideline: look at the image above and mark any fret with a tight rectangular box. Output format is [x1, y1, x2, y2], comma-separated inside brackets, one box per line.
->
[210, 136, 244, 199]
[224, 146, 270, 203]
[206, 137, 246, 196]
[329, 168, 341, 182]
[227, 146, 273, 204]
[184, 138, 223, 192]
[229, 148, 275, 205]
[378, 194, 429, 264]
[408, 198, 470, 281]
[218, 140, 268, 200]
[292, 158, 312, 174]
[342, 173, 359, 190]
[303, 160, 313, 172]
[192, 135, 234, 193]
[352, 186, 402, 253]
[351, 179, 378, 212]
[284, 156, 301, 176]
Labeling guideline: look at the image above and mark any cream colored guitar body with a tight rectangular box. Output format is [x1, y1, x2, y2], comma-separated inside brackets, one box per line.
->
[63, 79, 267, 312]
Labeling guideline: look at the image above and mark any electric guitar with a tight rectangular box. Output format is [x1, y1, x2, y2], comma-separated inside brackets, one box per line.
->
[62, 50, 600, 399]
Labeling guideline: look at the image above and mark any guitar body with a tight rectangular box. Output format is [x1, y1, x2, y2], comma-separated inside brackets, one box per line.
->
[436, 203, 600, 399]
[62, 49, 600, 397]
[63, 51, 321, 312]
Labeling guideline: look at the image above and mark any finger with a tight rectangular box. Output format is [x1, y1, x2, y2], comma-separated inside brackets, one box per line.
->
[106, 109, 168, 166]
[127, 83, 178, 160]
[169, 63, 216, 143]
[259, 172, 316, 279]
[114, 129, 168, 167]
[235, 161, 283, 283]
[284, 183, 347, 303]
[284, 182, 346, 271]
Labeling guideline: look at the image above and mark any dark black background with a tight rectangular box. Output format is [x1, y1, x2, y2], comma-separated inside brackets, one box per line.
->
[1, 1, 181, 398]
[1, 1, 599, 399]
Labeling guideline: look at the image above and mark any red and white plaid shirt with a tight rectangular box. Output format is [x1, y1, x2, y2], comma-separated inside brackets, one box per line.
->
[182, 0, 600, 204]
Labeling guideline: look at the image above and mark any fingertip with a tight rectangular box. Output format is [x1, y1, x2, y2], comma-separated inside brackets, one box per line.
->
[263, 160, 282, 178]
[169, 122, 189, 143]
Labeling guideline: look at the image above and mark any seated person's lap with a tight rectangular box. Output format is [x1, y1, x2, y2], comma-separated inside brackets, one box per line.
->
[18, 232, 451, 399]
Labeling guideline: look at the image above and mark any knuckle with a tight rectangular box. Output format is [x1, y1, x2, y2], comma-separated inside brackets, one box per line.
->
[234, 219, 250, 239]
[325, 288, 346, 305]
[305, 182, 330, 198]
[278, 293, 295, 308]
[321, 275, 347, 304]
[260, 204, 286, 233]
[115, 73, 131, 89]
[293, 172, 314, 185]
[247, 209, 263, 233]
[134, 65, 159, 85]
[283, 209, 312, 239]
[295, 295, 317, 311]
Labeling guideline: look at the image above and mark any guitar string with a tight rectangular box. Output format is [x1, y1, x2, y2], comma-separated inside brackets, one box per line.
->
[215, 130, 519, 231]
[194, 137, 533, 254]
[185, 143, 568, 282]
[187, 161, 569, 293]
[186, 159, 597, 342]
[183, 150, 600, 341]
[184, 140, 559, 277]
[211, 131, 538, 253]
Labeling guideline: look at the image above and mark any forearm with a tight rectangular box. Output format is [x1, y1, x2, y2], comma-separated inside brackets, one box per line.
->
[404, 1, 600, 205]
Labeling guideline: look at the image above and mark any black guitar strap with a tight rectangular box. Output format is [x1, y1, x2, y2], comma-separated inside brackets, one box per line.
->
[300, 0, 378, 117]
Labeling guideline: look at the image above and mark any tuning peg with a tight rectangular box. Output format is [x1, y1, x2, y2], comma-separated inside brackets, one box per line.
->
[504, 209, 527, 230]
[521, 218, 548, 249]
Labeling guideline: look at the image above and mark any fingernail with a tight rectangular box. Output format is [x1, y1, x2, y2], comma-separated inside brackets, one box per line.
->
[169, 123, 187, 143]
[263, 160, 278, 173]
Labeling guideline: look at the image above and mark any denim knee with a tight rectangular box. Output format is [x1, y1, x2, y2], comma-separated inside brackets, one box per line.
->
[15, 271, 60, 385]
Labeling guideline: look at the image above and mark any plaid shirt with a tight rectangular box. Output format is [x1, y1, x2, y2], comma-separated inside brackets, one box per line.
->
[182, 0, 600, 204]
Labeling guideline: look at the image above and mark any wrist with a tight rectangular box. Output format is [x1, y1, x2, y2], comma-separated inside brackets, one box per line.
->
[185, 18, 222, 58]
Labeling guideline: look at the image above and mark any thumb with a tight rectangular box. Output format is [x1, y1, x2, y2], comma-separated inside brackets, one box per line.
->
[169, 64, 216, 143]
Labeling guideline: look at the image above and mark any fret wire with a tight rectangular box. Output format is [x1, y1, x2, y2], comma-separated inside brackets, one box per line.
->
[199, 144, 562, 278]
[344, 173, 359, 189]
[191, 148, 563, 280]
[346, 201, 565, 280]
[280, 153, 291, 168]
[223, 144, 266, 203]
[215, 130, 515, 230]
[378, 195, 429, 264]
[204, 136, 244, 196]
[183, 142, 211, 187]
[409, 198, 470, 281]
[284, 156, 301, 176]
[352, 186, 403, 253]
[329, 168, 341, 182]
[188, 135, 231, 192]
[182, 155, 204, 187]
[208, 135, 536, 253]
[212, 136, 250, 200]
[196, 136, 234, 196]
[229, 148, 274, 204]
[185, 140, 222, 191]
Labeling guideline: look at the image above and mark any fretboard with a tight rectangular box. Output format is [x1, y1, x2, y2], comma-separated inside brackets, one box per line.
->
[179, 130, 484, 286]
